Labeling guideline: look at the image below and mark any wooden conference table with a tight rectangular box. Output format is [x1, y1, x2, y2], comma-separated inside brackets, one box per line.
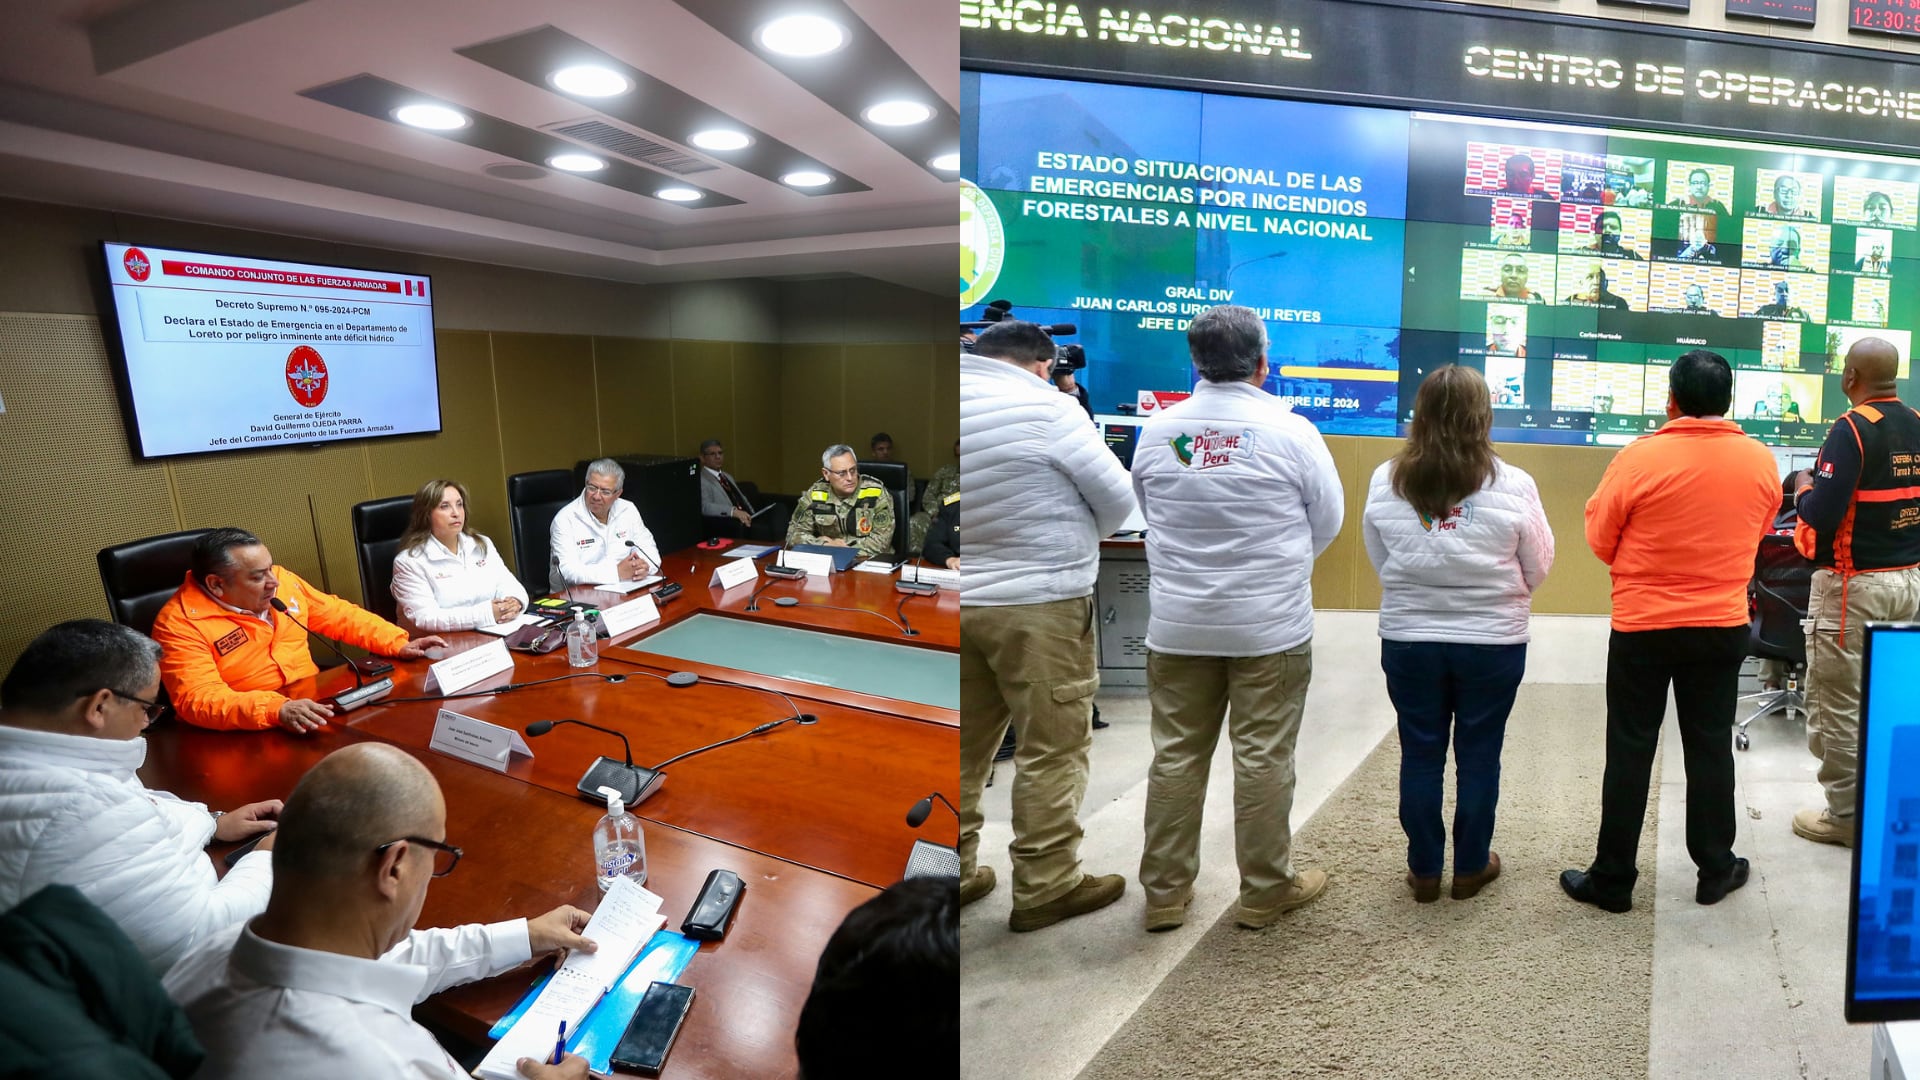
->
[136, 546, 960, 1078]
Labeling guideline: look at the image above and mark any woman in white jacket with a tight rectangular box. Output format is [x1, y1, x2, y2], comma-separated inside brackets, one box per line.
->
[390, 479, 529, 635]
[1362, 365, 1554, 904]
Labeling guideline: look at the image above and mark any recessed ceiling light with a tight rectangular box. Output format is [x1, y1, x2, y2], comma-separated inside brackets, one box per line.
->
[782, 170, 832, 188]
[689, 128, 752, 152]
[929, 152, 960, 171]
[548, 153, 607, 172]
[393, 104, 469, 131]
[864, 100, 933, 127]
[551, 65, 631, 98]
[756, 14, 848, 57]
[657, 187, 703, 202]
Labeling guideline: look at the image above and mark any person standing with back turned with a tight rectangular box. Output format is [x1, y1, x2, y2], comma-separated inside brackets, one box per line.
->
[1562, 350, 1779, 913]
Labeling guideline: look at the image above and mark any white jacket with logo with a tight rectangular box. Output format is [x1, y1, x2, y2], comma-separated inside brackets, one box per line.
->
[1361, 457, 1555, 644]
[391, 532, 530, 634]
[0, 724, 273, 974]
[1132, 380, 1344, 656]
[960, 354, 1137, 607]
[549, 493, 661, 593]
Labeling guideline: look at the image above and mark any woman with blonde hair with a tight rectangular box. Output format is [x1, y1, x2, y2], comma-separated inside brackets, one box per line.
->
[1361, 365, 1554, 903]
[389, 479, 528, 635]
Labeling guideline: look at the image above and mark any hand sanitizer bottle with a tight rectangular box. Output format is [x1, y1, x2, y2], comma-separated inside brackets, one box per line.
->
[593, 785, 647, 891]
[567, 610, 600, 667]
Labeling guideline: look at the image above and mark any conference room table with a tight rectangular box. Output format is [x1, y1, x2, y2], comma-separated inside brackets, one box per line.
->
[136, 543, 959, 1078]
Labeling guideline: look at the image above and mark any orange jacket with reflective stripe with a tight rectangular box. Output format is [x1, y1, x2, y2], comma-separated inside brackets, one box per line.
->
[150, 567, 409, 731]
[1584, 417, 1781, 632]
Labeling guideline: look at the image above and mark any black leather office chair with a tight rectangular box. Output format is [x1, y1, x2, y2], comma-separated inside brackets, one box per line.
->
[1738, 534, 1816, 750]
[350, 496, 414, 624]
[97, 529, 214, 638]
[507, 470, 576, 595]
[856, 460, 913, 560]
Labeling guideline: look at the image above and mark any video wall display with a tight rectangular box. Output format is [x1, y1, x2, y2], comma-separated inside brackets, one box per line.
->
[961, 70, 1920, 447]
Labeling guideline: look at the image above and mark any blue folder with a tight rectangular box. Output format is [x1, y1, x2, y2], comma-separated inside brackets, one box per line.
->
[488, 929, 701, 1073]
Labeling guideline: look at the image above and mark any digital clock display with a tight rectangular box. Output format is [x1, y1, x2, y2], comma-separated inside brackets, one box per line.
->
[1853, 0, 1920, 35]
[1728, 0, 1818, 24]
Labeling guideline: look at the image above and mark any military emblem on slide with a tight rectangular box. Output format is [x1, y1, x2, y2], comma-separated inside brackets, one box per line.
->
[960, 179, 1004, 309]
[285, 345, 329, 408]
[122, 246, 151, 282]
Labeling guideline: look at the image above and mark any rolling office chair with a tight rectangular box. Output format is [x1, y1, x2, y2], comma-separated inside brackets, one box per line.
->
[506, 469, 575, 595]
[97, 529, 215, 638]
[1737, 533, 1816, 750]
[349, 495, 413, 624]
[856, 460, 913, 560]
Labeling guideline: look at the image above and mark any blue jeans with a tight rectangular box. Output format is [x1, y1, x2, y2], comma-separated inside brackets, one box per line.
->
[1381, 640, 1528, 878]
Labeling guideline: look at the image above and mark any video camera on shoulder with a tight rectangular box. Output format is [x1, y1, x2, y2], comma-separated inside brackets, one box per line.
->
[961, 300, 1085, 378]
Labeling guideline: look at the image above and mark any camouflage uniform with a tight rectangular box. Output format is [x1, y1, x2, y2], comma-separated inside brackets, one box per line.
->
[787, 475, 896, 558]
[922, 490, 961, 565]
[909, 463, 960, 554]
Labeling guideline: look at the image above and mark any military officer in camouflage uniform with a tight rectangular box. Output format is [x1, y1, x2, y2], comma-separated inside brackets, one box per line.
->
[787, 444, 896, 558]
[908, 438, 961, 553]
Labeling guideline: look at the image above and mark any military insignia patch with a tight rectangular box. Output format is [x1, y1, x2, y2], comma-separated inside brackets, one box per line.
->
[857, 511, 872, 535]
[214, 628, 247, 656]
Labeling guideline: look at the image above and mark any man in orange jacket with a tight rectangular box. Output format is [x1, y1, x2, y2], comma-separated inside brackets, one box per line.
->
[150, 528, 447, 733]
[1562, 350, 1780, 914]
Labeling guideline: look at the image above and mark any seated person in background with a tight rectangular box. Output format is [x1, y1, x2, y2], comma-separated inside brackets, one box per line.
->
[151, 529, 445, 734]
[1589, 211, 1643, 260]
[1857, 243, 1890, 274]
[1495, 153, 1538, 197]
[1754, 174, 1814, 220]
[910, 439, 961, 554]
[1754, 280, 1809, 320]
[869, 432, 895, 462]
[1483, 255, 1544, 302]
[1767, 225, 1806, 270]
[549, 458, 661, 593]
[794, 877, 958, 1080]
[922, 490, 961, 569]
[1673, 212, 1717, 261]
[164, 743, 594, 1080]
[1677, 168, 1730, 216]
[390, 479, 528, 635]
[1565, 265, 1630, 310]
[1865, 191, 1896, 226]
[697, 438, 786, 543]
[0, 620, 281, 973]
[787, 444, 897, 558]
[1680, 284, 1717, 316]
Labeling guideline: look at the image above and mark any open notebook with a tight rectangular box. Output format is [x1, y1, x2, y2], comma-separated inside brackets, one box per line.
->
[473, 877, 666, 1080]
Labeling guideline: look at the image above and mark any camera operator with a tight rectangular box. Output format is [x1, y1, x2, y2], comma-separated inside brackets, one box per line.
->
[1053, 357, 1094, 420]
[959, 319, 1136, 930]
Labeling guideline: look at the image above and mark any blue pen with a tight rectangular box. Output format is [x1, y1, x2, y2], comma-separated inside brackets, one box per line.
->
[551, 1019, 567, 1065]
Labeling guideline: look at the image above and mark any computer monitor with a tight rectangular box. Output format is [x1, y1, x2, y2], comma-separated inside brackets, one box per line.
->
[1846, 622, 1920, 1022]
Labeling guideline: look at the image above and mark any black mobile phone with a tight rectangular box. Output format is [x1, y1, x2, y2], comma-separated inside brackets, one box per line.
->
[610, 981, 695, 1076]
[221, 830, 269, 869]
[361, 658, 395, 676]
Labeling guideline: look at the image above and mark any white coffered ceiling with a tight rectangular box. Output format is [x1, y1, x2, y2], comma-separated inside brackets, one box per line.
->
[0, 0, 958, 293]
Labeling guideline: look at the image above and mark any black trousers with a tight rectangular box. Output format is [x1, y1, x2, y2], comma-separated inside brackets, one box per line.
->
[1589, 624, 1750, 896]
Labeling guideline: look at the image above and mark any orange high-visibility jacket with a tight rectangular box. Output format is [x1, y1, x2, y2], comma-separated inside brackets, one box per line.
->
[1584, 417, 1780, 632]
[150, 567, 409, 730]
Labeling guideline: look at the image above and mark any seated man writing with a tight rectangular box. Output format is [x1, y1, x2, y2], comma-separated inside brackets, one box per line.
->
[786, 443, 897, 559]
[151, 528, 446, 734]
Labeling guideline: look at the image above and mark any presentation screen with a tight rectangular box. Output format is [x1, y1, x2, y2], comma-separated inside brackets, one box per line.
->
[100, 242, 441, 459]
[1848, 623, 1920, 1022]
[961, 71, 1920, 448]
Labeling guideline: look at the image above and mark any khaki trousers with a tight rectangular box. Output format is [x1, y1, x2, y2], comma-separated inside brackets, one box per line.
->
[1808, 565, 1920, 818]
[1140, 644, 1312, 911]
[959, 597, 1100, 909]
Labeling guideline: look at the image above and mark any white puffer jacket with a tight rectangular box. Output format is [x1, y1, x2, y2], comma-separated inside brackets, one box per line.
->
[0, 725, 272, 974]
[1132, 380, 1344, 656]
[960, 353, 1137, 607]
[1361, 457, 1555, 644]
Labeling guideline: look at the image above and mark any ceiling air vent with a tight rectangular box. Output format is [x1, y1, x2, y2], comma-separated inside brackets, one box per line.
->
[545, 119, 716, 175]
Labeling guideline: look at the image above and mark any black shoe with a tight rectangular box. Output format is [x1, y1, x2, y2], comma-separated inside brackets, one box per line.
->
[1091, 704, 1109, 731]
[993, 729, 1016, 763]
[1559, 869, 1632, 913]
[1696, 857, 1750, 906]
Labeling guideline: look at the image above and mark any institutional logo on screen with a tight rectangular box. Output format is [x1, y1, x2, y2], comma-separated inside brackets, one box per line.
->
[960, 179, 1004, 309]
[122, 247, 151, 282]
[285, 346, 329, 408]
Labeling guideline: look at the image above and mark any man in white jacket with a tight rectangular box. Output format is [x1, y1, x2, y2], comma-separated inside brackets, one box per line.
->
[960, 320, 1138, 932]
[549, 458, 662, 593]
[0, 620, 282, 973]
[1131, 305, 1344, 931]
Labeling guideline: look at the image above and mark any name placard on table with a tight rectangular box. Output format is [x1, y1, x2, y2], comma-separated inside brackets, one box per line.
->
[429, 709, 532, 773]
[423, 638, 514, 695]
[710, 557, 758, 591]
[777, 549, 837, 577]
[600, 594, 661, 638]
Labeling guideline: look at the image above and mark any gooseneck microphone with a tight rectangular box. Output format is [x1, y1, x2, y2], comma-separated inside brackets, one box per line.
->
[524, 718, 656, 806]
[270, 598, 394, 711]
[904, 791, 961, 879]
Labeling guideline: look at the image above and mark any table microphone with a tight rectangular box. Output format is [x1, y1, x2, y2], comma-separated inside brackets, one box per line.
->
[894, 560, 938, 597]
[764, 542, 806, 580]
[269, 598, 393, 712]
[524, 719, 659, 806]
[904, 791, 961, 879]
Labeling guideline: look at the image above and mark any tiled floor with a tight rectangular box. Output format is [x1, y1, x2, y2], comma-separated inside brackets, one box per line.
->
[960, 612, 1867, 1079]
